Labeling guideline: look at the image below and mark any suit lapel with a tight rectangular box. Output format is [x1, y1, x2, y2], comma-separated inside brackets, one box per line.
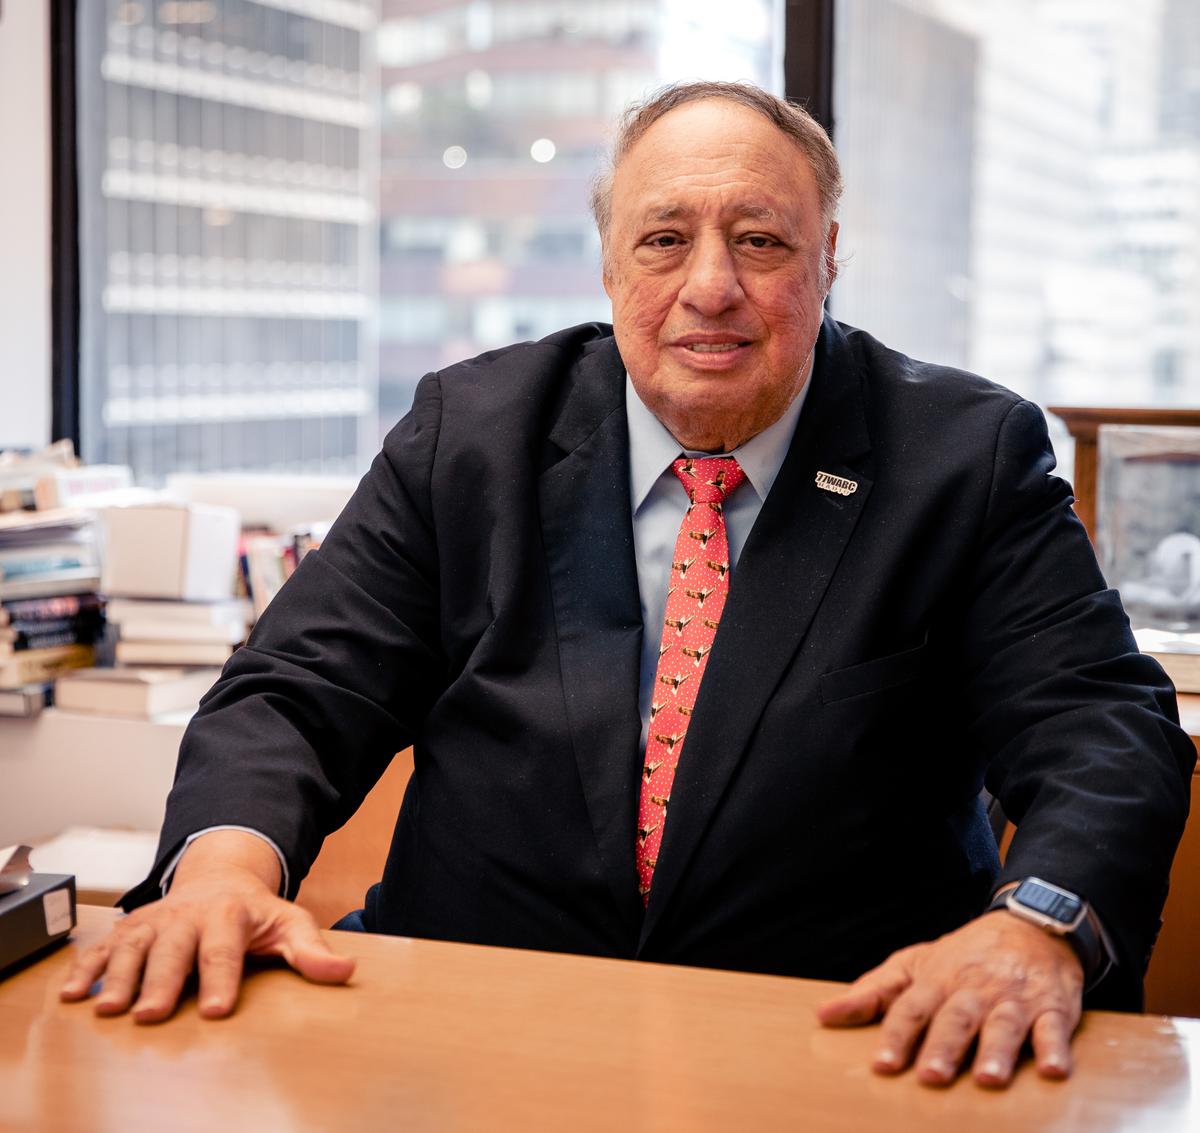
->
[639, 317, 876, 949]
[540, 338, 645, 935]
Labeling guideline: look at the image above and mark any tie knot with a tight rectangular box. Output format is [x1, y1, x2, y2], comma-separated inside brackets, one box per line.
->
[672, 456, 746, 506]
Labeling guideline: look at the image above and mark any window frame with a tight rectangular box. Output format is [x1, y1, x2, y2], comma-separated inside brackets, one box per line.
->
[49, 0, 80, 452]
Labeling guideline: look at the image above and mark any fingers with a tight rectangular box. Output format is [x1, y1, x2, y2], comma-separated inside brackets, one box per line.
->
[913, 990, 994, 1085]
[58, 900, 352, 1026]
[816, 955, 914, 1027]
[91, 921, 156, 1016]
[271, 913, 356, 986]
[61, 914, 227, 1024]
[195, 907, 250, 1018]
[61, 937, 115, 1002]
[972, 1000, 1030, 1086]
[971, 1004, 1076, 1087]
[872, 984, 942, 1075]
[131, 921, 201, 1023]
[1030, 1009, 1076, 1080]
[819, 915, 1088, 1088]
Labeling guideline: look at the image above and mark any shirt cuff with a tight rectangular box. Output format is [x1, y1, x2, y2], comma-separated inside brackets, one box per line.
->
[159, 826, 290, 898]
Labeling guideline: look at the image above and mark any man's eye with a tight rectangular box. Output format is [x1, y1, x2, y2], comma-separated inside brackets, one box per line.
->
[742, 235, 778, 249]
[646, 234, 683, 248]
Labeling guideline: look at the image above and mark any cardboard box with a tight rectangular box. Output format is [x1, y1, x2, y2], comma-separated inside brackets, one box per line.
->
[102, 503, 240, 601]
[0, 873, 77, 977]
[34, 464, 134, 510]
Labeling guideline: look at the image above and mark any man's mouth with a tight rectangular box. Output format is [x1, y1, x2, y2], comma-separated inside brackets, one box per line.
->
[685, 342, 747, 353]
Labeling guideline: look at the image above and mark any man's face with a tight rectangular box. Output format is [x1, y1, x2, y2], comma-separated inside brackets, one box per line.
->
[604, 99, 838, 453]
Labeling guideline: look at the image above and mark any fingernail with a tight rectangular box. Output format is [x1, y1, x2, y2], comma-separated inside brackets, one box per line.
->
[874, 1048, 899, 1069]
[201, 998, 224, 1014]
[924, 1057, 951, 1079]
[978, 1059, 1004, 1079]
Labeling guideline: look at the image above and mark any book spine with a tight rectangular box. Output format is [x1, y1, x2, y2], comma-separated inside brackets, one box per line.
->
[0, 593, 102, 623]
[0, 572, 103, 602]
[0, 624, 102, 653]
[0, 555, 94, 581]
[3, 612, 104, 639]
[0, 485, 37, 511]
[0, 644, 95, 688]
[0, 683, 49, 717]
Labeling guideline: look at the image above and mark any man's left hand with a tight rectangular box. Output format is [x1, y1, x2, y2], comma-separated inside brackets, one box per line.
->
[816, 912, 1084, 1087]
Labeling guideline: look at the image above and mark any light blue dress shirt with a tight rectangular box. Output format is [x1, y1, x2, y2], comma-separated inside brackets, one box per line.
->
[625, 366, 811, 751]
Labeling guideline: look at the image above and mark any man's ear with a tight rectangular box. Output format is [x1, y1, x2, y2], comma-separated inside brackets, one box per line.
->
[825, 222, 839, 289]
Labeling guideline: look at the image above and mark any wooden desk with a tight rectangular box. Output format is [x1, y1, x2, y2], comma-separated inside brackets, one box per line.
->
[2, 908, 1199, 1132]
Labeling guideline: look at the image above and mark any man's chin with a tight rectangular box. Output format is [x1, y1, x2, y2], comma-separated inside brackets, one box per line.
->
[658, 403, 753, 453]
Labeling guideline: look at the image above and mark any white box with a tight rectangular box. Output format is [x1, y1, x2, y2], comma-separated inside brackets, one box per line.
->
[101, 503, 240, 601]
[33, 464, 133, 509]
[166, 472, 354, 530]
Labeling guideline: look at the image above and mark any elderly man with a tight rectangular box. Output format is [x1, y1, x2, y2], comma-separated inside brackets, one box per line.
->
[63, 81, 1192, 1089]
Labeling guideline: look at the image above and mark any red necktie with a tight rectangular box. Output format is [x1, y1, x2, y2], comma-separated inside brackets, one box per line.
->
[637, 456, 746, 903]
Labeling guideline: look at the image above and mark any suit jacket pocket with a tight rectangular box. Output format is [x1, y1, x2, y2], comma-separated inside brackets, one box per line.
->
[818, 639, 929, 704]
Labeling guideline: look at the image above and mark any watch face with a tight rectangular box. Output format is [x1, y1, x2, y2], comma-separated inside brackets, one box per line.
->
[1014, 878, 1083, 925]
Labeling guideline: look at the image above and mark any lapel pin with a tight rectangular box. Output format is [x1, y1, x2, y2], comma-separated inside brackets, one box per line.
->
[815, 471, 858, 497]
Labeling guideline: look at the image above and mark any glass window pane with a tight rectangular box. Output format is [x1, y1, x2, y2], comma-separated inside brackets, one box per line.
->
[375, 0, 784, 430]
[77, 0, 379, 482]
[832, 0, 1200, 423]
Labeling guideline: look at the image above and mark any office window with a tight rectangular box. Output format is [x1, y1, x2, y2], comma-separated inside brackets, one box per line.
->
[375, 0, 783, 428]
[73, 0, 785, 481]
[832, 0, 1200, 416]
[75, 0, 378, 482]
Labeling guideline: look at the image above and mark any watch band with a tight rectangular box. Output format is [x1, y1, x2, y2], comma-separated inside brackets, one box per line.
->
[987, 881, 1113, 990]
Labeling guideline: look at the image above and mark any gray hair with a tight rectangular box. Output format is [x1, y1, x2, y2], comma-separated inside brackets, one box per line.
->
[590, 81, 844, 258]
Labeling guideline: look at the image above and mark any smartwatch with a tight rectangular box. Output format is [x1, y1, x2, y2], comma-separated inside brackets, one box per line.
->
[987, 877, 1112, 989]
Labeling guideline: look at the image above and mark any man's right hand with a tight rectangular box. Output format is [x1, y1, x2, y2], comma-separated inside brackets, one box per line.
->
[59, 830, 355, 1023]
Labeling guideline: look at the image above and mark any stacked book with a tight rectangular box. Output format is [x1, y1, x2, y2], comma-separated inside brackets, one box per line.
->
[0, 511, 103, 696]
[54, 598, 250, 720]
[108, 596, 251, 668]
[51, 502, 247, 720]
[239, 520, 329, 619]
[0, 439, 77, 512]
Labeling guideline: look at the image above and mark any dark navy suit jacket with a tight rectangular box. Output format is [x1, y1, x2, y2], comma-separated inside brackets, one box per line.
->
[126, 316, 1194, 1009]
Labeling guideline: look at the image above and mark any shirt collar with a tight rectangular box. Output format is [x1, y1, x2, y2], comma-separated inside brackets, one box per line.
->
[626, 355, 813, 514]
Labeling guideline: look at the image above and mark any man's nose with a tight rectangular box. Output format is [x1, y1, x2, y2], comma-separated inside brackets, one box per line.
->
[678, 237, 744, 317]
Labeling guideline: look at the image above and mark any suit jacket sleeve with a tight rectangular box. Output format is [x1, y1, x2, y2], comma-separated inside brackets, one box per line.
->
[962, 399, 1194, 1005]
[123, 373, 448, 907]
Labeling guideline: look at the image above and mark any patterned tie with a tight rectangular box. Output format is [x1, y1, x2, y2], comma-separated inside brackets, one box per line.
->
[637, 455, 746, 904]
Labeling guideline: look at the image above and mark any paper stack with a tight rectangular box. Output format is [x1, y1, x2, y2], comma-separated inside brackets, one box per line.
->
[1133, 627, 1200, 694]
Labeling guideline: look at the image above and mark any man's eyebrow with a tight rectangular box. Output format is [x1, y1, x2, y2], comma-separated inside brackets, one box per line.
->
[735, 204, 777, 221]
[640, 203, 780, 223]
[643, 204, 692, 223]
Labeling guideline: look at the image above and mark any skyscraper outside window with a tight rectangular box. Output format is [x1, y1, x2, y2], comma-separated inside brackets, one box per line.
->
[76, 0, 784, 480]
